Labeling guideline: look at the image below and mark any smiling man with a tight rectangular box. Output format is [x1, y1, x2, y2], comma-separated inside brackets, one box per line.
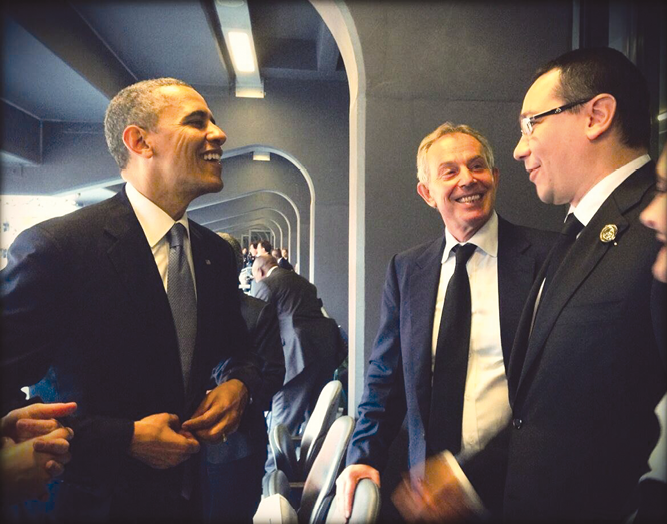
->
[1, 78, 260, 521]
[336, 123, 555, 519]
[392, 48, 667, 524]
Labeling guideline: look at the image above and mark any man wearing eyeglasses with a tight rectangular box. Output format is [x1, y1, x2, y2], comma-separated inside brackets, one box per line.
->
[393, 47, 666, 522]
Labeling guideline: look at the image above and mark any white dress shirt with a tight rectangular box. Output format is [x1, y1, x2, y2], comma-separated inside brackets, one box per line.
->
[125, 181, 197, 295]
[431, 211, 511, 459]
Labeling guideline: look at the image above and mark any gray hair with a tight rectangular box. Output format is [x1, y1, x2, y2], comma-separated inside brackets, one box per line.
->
[104, 77, 192, 169]
[416, 123, 495, 184]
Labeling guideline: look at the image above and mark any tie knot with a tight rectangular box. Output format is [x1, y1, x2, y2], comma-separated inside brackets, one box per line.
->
[168, 223, 188, 248]
[454, 243, 476, 266]
[562, 214, 584, 238]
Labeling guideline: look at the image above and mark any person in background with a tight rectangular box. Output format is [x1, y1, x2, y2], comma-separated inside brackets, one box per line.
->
[635, 144, 667, 522]
[252, 254, 346, 472]
[203, 233, 285, 523]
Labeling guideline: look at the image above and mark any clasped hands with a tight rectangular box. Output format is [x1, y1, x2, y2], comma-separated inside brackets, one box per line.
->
[1, 401, 77, 504]
[129, 379, 248, 469]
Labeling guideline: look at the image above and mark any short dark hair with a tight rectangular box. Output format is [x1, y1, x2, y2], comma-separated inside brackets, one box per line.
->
[260, 240, 272, 253]
[534, 47, 650, 149]
[104, 77, 193, 169]
[217, 232, 243, 275]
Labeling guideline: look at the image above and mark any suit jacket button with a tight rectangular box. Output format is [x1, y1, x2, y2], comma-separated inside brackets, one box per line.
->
[512, 418, 523, 429]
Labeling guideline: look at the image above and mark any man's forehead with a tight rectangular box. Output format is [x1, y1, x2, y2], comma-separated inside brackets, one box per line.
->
[522, 69, 561, 114]
[156, 85, 210, 114]
[429, 133, 484, 162]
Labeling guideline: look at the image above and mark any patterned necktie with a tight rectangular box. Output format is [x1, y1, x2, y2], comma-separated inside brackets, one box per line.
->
[167, 223, 197, 391]
[427, 242, 477, 455]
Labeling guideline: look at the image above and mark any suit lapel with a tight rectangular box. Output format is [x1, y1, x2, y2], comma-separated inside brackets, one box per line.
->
[103, 190, 185, 401]
[497, 218, 537, 371]
[512, 165, 655, 405]
[408, 236, 446, 427]
[188, 225, 214, 402]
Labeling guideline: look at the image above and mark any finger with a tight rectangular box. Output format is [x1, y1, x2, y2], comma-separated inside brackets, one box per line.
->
[26, 402, 78, 420]
[1, 436, 16, 447]
[15, 418, 60, 439]
[182, 409, 219, 432]
[45, 459, 66, 477]
[344, 477, 358, 519]
[34, 438, 70, 455]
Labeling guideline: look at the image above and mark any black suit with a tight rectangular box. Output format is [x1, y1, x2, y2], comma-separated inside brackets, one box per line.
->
[252, 267, 345, 445]
[346, 217, 555, 513]
[277, 257, 293, 271]
[203, 293, 285, 522]
[466, 164, 667, 520]
[0, 188, 260, 521]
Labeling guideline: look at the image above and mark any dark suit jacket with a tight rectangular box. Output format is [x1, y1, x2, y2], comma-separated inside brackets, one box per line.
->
[252, 267, 345, 383]
[208, 293, 285, 464]
[488, 163, 666, 520]
[0, 188, 260, 503]
[346, 216, 555, 496]
[278, 257, 294, 271]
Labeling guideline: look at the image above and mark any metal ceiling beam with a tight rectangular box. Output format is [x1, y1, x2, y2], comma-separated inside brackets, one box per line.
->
[1, 101, 41, 165]
[200, 0, 236, 85]
[5, 2, 136, 99]
[316, 21, 339, 73]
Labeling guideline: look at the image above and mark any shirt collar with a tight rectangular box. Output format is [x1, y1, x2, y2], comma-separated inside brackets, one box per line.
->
[568, 154, 650, 227]
[125, 181, 190, 247]
[442, 211, 498, 263]
[267, 266, 279, 277]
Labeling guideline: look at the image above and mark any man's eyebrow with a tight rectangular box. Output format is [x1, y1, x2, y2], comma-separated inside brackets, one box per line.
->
[183, 110, 216, 125]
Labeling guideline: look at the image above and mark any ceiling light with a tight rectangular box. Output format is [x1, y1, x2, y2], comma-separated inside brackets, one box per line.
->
[658, 112, 667, 122]
[253, 151, 270, 161]
[228, 31, 255, 73]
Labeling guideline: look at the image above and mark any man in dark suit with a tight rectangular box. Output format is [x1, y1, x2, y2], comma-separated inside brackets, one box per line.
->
[251, 255, 345, 470]
[0, 78, 260, 521]
[395, 48, 667, 522]
[201, 233, 285, 523]
[273, 248, 294, 271]
[336, 123, 555, 519]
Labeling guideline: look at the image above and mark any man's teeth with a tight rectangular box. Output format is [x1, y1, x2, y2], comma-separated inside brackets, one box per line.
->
[203, 153, 221, 161]
[458, 194, 481, 203]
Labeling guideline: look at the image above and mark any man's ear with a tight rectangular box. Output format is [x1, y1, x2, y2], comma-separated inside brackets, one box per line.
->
[585, 93, 616, 141]
[417, 182, 436, 208]
[122, 125, 153, 159]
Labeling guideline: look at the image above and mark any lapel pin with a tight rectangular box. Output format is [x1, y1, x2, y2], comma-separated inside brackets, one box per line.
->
[599, 224, 618, 243]
[205, 259, 211, 265]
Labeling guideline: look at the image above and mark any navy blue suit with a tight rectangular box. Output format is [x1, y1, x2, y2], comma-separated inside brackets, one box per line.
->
[346, 217, 555, 512]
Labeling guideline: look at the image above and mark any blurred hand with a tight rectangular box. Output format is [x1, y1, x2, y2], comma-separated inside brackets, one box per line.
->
[335, 464, 380, 519]
[181, 379, 248, 442]
[129, 413, 200, 469]
[1, 402, 77, 443]
[392, 453, 474, 522]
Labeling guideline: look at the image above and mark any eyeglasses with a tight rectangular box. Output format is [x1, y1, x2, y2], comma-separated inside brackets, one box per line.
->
[520, 98, 592, 137]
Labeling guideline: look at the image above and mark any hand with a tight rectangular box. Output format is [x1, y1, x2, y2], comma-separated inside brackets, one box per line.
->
[181, 379, 248, 442]
[1, 402, 77, 443]
[1, 426, 74, 504]
[391, 453, 474, 522]
[129, 413, 200, 469]
[335, 464, 380, 519]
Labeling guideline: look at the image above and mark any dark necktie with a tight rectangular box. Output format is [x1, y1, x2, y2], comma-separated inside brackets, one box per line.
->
[427, 242, 477, 455]
[540, 214, 584, 299]
[167, 223, 197, 391]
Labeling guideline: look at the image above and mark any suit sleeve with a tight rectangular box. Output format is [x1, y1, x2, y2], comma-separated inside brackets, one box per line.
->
[251, 280, 271, 302]
[0, 226, 134, 468]
[346, 255, 408, 471]
[213, 300, 285, 411]
[209, 241, 263, 399]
